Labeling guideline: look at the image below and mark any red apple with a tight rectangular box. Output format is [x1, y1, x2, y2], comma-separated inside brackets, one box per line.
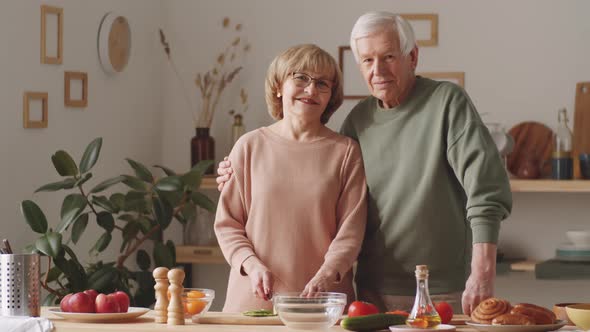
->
[83, 289, 99, 303]
[110, 291, 130, 313]
[95, 293, 120, 313]
[68, 292, 95, 313]
[60, 293, 73, 312]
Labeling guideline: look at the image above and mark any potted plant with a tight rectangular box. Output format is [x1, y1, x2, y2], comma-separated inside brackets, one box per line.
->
[20, 137, 216, 307]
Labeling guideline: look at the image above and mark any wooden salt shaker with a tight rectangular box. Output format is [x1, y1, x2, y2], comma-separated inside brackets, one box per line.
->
[153, 267, 169, 323]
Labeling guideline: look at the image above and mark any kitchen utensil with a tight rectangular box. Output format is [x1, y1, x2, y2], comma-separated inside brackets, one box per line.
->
[193, 312, 282, 325]
[465, 319, 566, 332]
[48, 307, 149, 322]
[566, 304, 590, 330]
[273, 292, 346, 330]
[2, 239, 13, 254]
[573, 82, 590, 179]
[507, 122, 553, 178]
[0, 253, 40, 316]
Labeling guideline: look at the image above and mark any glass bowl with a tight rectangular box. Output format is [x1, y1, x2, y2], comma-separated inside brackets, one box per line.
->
[181, 288, 215, 318]
[273, 292, 346, 330]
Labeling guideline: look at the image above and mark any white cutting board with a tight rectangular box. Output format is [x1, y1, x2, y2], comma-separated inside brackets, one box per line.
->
[193, 312, 282, 325]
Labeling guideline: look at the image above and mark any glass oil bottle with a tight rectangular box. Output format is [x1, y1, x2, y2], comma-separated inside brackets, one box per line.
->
[406, 265, 441, 328]
[552, 108, 573, 179]
[231, 114, 245, 147]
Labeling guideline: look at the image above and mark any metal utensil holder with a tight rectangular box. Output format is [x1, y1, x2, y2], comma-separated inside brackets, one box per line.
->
[0, 253, 40, 317]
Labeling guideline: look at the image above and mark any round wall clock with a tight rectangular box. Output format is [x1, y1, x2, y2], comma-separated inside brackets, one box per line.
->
[98, 12, 131, 74]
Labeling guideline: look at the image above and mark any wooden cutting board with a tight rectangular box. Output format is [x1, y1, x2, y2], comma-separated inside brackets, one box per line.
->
[573, 82, 590, 179]
[194, 312, 470, 326]
[507, 122, 554, 178]
[450, 314, 470, 325]
[193, 312, 282, 325]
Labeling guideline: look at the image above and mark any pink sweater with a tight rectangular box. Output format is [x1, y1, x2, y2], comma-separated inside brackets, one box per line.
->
[214, 127, 367, 312]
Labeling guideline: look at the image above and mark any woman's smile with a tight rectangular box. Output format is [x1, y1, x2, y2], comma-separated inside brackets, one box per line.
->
[296, 97, 320, 105]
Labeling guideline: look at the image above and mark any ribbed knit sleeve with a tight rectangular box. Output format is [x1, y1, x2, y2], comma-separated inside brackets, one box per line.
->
[445, 90, 512, 244]
[317, 141, 367, 280]
[213, 139, 255, 274]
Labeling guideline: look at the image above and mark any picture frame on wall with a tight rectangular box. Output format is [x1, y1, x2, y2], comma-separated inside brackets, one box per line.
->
[338, 46, 368, 100]
[41, 5, 63, 64]
[400, 14, 438, 47]
[419, 72, 465, 88]
[23, 92, 48, 128]
[64, 71, 88, 107]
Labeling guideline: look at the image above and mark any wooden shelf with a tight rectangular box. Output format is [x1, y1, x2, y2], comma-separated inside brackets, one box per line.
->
[510, 179, 590, 192]
[176, 245, 226, 264]
[509, 260, 537, 272]
[200, 175, 216, 190]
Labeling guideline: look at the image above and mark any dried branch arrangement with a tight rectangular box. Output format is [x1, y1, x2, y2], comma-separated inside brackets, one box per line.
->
[160, 17, 251, 128]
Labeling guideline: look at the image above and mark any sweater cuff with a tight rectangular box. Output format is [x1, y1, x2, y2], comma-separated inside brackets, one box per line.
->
[230, 249, 256, 275]
[470, 217, 500, 244]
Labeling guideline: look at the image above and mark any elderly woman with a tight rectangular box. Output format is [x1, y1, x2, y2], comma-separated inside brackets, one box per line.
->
[214, 44, 367, 312]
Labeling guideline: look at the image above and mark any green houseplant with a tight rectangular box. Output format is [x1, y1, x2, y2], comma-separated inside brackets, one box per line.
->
[20, 138, 216, 307]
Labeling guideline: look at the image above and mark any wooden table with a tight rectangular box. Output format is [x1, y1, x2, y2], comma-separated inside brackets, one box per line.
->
[45, 307, 580, 332]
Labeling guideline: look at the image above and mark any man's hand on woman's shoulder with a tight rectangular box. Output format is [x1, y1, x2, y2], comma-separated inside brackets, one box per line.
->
[216, 157, 233, 191]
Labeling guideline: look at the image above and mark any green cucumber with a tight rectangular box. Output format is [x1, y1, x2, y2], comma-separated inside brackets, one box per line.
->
[242, 309, 277, 317]
[340, 313, 407, 331]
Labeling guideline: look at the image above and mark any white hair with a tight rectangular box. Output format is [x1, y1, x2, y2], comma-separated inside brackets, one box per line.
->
[350, 11, 417, 63]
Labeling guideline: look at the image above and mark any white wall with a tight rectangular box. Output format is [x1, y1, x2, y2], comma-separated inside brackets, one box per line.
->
[0, 0, 163, 266]
[160, 0, 590, 309]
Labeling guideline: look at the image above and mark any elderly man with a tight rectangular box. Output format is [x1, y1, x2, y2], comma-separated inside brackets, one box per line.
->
[217, 11, 511, 315]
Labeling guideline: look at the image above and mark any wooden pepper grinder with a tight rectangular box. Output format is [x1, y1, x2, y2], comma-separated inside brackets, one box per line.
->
[167, 268, 185, 325]
[153, 267, 169, 323]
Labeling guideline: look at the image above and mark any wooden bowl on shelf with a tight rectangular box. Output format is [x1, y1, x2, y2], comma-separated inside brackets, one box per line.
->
[507, 122, 553, 179]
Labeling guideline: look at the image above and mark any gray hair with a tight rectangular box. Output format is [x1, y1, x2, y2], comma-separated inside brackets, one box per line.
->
[350, 11, 416, 63]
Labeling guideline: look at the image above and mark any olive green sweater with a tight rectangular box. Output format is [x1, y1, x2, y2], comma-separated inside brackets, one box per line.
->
[341, 76, 512, 295]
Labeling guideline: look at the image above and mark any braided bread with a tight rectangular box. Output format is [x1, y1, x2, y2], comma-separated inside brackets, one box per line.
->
[511, 303, 556, 325]
[471, 298, 512, 324]
[492, 313, 535, 325]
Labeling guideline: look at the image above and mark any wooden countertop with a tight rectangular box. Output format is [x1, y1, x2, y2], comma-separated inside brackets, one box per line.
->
[43, 308, 579, 332]
[43, 307, 486, 332]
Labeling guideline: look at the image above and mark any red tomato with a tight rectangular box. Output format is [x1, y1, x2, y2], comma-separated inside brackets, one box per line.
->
[347, 301, 379, 317]
[434, 301, 453, 324]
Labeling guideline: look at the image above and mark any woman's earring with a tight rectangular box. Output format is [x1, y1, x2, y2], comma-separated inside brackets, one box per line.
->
[277, 92, 282, 98]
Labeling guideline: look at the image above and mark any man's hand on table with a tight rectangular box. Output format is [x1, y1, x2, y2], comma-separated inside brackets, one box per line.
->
[462, 243, 497, 315]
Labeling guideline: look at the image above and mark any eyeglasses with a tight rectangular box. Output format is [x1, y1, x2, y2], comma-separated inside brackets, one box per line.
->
[291, 72, 333, 93]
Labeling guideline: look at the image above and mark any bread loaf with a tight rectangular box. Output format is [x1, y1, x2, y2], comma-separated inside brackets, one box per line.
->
[512, 303, 556, 324]
[492, 313, 535, 325]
